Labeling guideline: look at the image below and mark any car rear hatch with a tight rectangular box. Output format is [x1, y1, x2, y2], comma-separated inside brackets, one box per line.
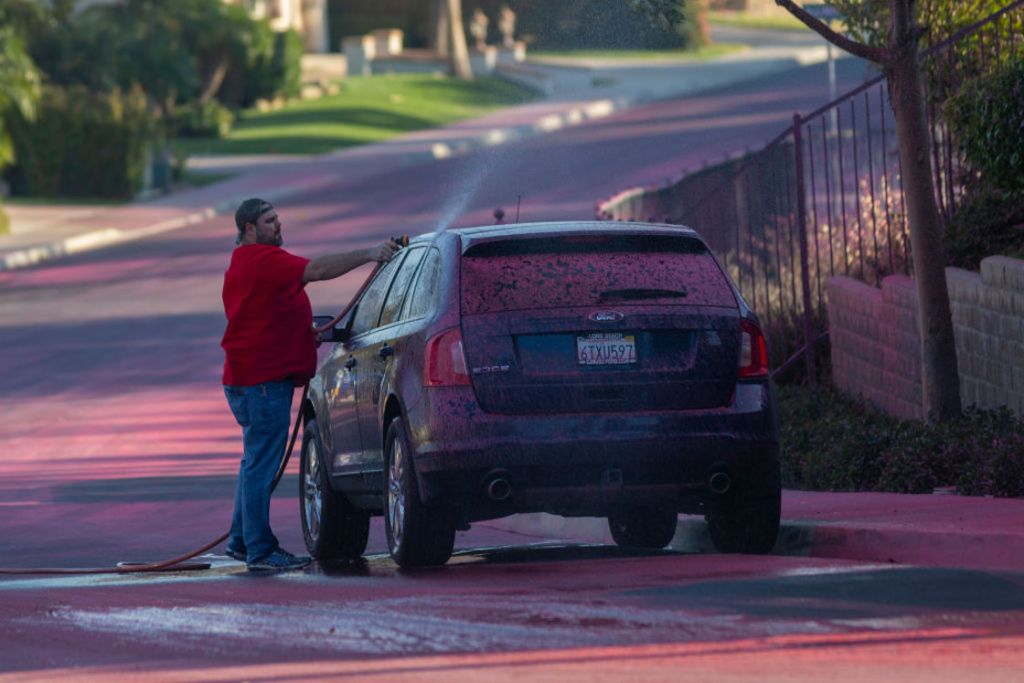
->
[459, 232, 741, 414]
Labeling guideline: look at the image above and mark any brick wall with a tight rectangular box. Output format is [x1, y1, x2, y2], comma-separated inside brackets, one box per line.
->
[827, 256, 1024, 420]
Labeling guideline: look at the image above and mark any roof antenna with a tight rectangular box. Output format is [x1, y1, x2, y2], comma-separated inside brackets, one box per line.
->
[515, 194, 521, 224]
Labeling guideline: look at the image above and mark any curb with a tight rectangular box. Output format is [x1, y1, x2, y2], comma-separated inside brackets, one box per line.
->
[390, 49, 844, 164]
[424, 98, 620, 161]
[481, 512, 1024, 572]
[0, 174, 344, 273]
[1, 210, 216, 271]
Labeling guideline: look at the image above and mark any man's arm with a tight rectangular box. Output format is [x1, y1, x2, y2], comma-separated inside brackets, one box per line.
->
[302, 241, 399, 284]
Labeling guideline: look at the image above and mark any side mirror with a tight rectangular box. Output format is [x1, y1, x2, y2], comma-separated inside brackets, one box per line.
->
[312, 315, 350, 343]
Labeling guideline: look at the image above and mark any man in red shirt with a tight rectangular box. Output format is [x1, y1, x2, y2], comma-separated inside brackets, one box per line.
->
[222, 198, 398, 572]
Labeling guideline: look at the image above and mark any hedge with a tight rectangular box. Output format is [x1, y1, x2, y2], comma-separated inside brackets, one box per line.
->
[946, 55, 1024, 194]
[221, 28, 304, 109]
[779, 384, 1024, 497]
[944, 55, 1024, 269]
[4, 85, 154, 199]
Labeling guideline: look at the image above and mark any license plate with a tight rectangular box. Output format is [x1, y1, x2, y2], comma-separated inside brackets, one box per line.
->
[577, 333, 637, 365]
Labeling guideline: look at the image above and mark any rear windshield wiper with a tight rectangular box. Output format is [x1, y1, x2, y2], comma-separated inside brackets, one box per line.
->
[599, 287, 688, 302]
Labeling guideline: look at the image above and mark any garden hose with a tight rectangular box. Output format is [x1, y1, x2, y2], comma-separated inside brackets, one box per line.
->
[0, 236, 407, 576]
[0, 384, 307, 575]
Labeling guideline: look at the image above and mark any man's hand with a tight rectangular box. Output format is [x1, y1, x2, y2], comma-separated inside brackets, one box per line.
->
[369, 240, 400, 263]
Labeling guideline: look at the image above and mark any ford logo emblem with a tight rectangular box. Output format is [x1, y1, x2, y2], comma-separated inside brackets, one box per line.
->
[589, 311, 624, 323]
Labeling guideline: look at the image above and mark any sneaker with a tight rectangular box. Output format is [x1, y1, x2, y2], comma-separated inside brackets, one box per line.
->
[225, 546, 246, 562]
[247, 548, 311, 573]
[276, 548, 308, 562]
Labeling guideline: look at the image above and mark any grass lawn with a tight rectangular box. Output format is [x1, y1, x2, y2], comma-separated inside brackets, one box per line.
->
[530, 43, 747, 61]
[708, 10, 811, 32]
[176, 74, 540, 157]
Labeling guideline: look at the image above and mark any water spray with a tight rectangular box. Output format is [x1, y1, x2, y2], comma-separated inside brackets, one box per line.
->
[432, 146, 522, 232]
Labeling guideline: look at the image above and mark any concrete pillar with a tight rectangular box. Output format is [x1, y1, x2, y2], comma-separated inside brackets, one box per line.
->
[301, 0, 329, 53]
[342, 34, 376, 76]
[469, 46, 498, 76]
[496, 41, 526, 64]
[371, 29, 404, 56]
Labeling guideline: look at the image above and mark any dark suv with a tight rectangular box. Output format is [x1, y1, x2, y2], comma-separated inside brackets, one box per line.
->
[300, 222, 780, 567]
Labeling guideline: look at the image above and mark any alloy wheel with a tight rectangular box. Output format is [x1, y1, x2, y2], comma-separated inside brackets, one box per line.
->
[303, 438, 322, 542]
[387, 438, 406, 550]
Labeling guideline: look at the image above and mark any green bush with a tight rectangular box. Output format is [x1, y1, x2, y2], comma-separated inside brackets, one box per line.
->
[4, 85, 154, 199]
[474, 0, 693, 50]
[676, 0, 708, 50]
[779, 385, 1024, 497]
[951, 408, 1024, 497]
[946, 56, 1024, 194]
[944, 54, 1024, 271]
[0, 200, 8, 236]
[174, 100, 235, 138]
[944, 187, 1024, 270]
[273, 30, 304, 101]
[232, 29, 303, 108]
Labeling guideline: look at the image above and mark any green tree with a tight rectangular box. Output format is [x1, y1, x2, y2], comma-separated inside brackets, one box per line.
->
[39, 0, 274, 119]
[0, 2, 41, 230]
[0, 28, 40, 171]
[628, 0, 709, 48]
[833, 0, 1017, 50]
[779, 0, 962, 423]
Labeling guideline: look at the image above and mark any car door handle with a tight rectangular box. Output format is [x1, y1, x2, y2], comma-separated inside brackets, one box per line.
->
[345, 356, 357, 369]
[378, 344, 394, 359]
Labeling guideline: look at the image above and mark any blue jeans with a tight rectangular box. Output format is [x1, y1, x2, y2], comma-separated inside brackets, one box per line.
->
[224, 380, 295, 563]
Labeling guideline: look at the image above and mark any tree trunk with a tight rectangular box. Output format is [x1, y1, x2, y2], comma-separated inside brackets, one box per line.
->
[198, 51, 230, 105]
[431, 0, 450, 56]
[698, 0, 711, 47]
[445, 0, 473, 80]
[775, 0, 962, 422]
[886, 1, 961, 422]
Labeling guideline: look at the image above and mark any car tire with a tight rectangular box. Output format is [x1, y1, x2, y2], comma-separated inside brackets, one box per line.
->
[705, 470, 781, 554]
[384, 417, 455, 568]
[608, 505, 678, 549]
[300, 417, 370, 561]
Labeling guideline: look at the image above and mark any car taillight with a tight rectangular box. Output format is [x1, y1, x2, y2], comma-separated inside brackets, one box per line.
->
[738, 319, 769, 379]
[423, 327, 470, 387]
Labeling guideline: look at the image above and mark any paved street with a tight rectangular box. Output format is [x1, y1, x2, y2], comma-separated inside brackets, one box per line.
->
[4, 547, 1024, 681]
[2, 52, 1024, 680]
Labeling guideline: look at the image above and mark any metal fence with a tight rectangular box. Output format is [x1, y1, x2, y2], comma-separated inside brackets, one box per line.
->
[597, 2, 1024, 378]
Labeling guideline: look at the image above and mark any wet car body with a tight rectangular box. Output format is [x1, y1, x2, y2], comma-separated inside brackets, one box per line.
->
[301, 222, 781, 567]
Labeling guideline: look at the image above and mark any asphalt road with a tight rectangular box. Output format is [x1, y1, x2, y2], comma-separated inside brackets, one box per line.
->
[2, 58, 1023, 681]
[3, 545, 1024, 681]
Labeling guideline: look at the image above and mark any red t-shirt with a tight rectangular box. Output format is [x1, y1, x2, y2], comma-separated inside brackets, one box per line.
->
[221, 244, 316, 387]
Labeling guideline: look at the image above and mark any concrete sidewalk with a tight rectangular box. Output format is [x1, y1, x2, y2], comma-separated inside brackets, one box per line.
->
[0, 32, 847, 273]
[481, 490, 1024, 572]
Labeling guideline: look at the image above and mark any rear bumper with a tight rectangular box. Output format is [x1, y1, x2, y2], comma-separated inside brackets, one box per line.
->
[408, 382, 778, 518]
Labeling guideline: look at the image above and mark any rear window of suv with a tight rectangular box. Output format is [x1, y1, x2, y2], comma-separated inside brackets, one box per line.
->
[460, 234, 737, 315]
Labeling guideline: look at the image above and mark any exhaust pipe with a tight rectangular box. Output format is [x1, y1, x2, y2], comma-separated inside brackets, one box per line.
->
[709, 471, 732, 495]
[485, 477, 513, 502]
